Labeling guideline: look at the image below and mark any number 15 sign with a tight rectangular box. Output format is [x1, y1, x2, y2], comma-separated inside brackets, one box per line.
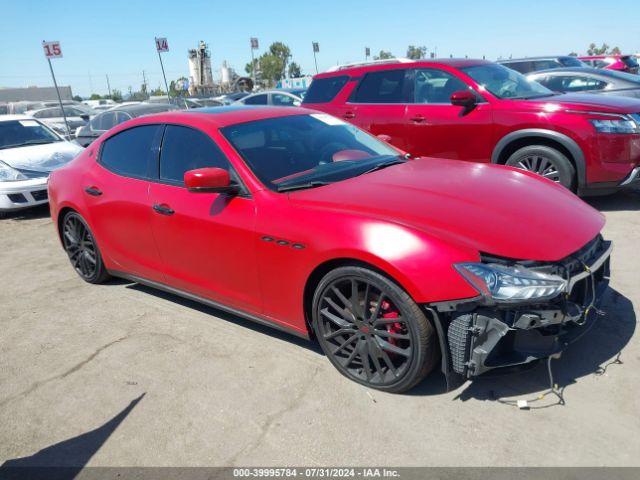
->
[42, 41, 63, 59]
[155, 37, 169, 52]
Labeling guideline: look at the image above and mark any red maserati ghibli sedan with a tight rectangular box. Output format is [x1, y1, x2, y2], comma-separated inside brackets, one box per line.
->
[48, 106, 612, 393]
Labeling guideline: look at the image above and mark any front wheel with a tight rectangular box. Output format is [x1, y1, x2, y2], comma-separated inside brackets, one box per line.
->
[61, 211, 110, 284]
[505, 145, 576, 191]
[312, 266, 439, 393]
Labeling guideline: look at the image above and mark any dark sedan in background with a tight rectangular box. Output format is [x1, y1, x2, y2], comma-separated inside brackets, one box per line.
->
[74, 103, 179, 147]
[528, 67, 640, 99]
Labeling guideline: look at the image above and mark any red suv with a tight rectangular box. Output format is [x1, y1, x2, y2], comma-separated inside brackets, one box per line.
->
[579, 55, 640, 74]
[303, 59, 640, 195]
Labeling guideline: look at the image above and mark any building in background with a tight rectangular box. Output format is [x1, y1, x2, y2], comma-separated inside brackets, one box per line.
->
[276, 76, 313, 90]
[0, 86, 73, 103]
[188, 41, 215, 96]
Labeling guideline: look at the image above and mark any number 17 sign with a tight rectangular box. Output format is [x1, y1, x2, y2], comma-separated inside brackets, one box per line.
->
[155, 37, 169, 52]
[42, 41, 63, 58]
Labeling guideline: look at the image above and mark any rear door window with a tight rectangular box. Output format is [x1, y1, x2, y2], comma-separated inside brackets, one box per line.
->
[159, 125, 230, 185]
[302, 75, 349, 103]
[244, 94, 268, 105]
[351, 69, 407, 103]
[99, 125, 161, 179]
[503, 61, 533, 74]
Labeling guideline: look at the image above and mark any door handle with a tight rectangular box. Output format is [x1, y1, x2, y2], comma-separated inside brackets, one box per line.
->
[409, 115, 425, 123]
[153, 203, 175, 216]
[342, 111, 356, 119]
[84, 186, 102, 196]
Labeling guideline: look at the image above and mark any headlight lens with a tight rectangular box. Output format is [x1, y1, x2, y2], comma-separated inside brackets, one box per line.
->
[590, 115, 640, 134]
[455, 263, 567, 303]
[0, 160, 27, 182]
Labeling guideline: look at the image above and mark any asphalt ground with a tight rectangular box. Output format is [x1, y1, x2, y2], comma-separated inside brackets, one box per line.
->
[1, 189, 638, 467]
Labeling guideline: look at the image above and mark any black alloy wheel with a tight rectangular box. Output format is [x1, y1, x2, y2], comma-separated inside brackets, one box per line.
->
[62, 211, 110, 284]
[312, 266, 439, 393]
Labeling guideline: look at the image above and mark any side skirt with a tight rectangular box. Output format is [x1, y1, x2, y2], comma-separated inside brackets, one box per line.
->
[108, 270, 310, 340]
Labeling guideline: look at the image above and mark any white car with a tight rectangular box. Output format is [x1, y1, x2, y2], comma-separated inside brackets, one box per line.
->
[0, 115, 83, 215]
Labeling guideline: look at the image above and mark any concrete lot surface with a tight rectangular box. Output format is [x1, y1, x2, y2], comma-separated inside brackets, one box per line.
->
[1, 190, 639, 467]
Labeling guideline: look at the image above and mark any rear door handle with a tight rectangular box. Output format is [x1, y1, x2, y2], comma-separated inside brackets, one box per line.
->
[153, 203, 175, 216]
[84, 186, 102, 196]
[342, 111, 356, 119]
[410, 115, 425, 123]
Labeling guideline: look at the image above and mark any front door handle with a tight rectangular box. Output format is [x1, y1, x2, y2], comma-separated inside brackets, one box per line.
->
[342, 111, 356, 119]
[84, 186, 102, 196]
[409, 115, 425, 123]
[153, 203, 175, 216]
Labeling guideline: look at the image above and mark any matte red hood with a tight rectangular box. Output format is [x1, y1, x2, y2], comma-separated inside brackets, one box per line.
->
[289, 158, 605, 262]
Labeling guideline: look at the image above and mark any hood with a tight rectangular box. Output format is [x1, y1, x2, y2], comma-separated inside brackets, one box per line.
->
[289, 158, 605, 262]
[522, 93, 640, 114]
[0, 141, 83, 173]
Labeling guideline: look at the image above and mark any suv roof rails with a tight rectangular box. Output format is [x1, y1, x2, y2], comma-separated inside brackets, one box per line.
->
[325, 57, 414, 72]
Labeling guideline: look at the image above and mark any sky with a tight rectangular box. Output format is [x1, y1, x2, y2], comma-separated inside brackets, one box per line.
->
[1, 0, 639, 97]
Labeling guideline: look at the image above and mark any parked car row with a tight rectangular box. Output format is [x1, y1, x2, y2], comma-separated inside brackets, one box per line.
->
[302, 58, 640, 196]
[498, 54, 639, 75]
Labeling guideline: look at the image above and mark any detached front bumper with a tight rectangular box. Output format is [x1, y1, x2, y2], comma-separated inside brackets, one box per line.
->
[0, 177, 49, 212]
[428, 237, 612, 382]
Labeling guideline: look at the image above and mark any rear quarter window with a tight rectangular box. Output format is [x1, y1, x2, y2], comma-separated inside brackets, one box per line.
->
[99, 125, 161, 179]
[302, 76, 349, 103]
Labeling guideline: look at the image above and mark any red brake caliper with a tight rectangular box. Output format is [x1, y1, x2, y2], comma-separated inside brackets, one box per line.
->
[380, 300, 402, 351]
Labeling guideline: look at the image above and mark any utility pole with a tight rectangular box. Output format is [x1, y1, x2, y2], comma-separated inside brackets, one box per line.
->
[106, 74, 112, 98]
[250, 37, 259, 88]
[312, 42, 319, 74]
[142, 70, 148, 97]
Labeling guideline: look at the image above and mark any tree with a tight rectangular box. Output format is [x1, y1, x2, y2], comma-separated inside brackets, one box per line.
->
[150, 86, 166, 97]
[245, 41, 295, 86]
[374, 50, 393, 60]
[406, 45, 427, 60]
[288, 62, 302, 78]
[72, 95, 83, 102]
[169, 76, 189, 98]
[586, 42, 621, 56]
[89, 93, 102, 100]
[111, 89, 123, 102]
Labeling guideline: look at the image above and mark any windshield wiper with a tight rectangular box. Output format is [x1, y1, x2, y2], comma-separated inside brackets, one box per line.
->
[0, 139, 55, 150]
[359, 158, 406, 175]
[277, 181, 332, 192]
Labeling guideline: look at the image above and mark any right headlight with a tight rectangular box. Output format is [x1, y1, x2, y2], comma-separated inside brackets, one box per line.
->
[0, 160, 27, 182]
[455, 262, 567, 303]
[590, 114, 640, 134]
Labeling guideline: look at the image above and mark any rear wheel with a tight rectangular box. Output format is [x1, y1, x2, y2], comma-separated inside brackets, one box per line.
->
[312, 266, 439, 393]
[505, 145, 576, 190]
[61, 211, 110, 284]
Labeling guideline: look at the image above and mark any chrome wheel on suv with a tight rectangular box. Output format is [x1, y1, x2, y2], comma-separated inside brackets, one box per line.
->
[505, 145, 576, 191]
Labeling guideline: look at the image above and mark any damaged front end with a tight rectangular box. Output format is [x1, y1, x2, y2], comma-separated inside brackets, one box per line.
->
[427, 235, 612, 387]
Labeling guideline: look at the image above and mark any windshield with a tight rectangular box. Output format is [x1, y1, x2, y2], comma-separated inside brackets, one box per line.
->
[220, 114, 403, 191]
[0, 119, 61, 149]
[462, 63, 555, 99]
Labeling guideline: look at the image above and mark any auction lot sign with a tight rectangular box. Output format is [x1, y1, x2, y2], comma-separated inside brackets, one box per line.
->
[155, 37, 169, 52]
[42, 40, 63, 58]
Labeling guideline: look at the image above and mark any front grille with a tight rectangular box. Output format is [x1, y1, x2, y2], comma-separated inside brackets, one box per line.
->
[31, 190, 48, 201]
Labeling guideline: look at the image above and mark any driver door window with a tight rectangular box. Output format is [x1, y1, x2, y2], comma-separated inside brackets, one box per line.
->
[272, 93, 296, 106]
[414, 68, 469, 104]
[158, 125, 230, 185]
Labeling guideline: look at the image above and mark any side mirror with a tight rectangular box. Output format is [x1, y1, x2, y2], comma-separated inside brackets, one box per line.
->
[450, 90, 477, 108]
[80, 114, 90, 121]
[184, 167, 238, 194]
[293, 100, 301, 107]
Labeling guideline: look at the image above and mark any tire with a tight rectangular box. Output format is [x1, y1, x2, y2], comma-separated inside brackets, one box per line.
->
[311, 266, 439, 393]
[505, 145, 576, 191]
[61, 211, 111, 284]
